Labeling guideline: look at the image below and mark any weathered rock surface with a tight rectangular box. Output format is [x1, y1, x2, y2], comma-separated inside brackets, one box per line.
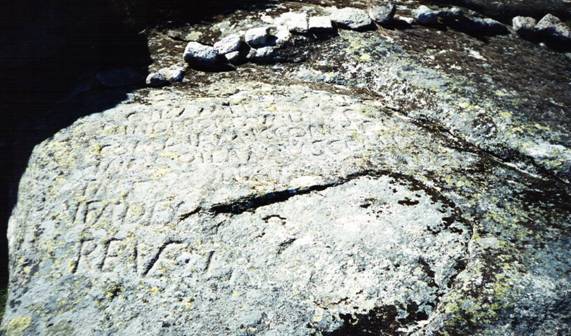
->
[275, 12, 310, 34]
[183, 42, 223, 69]
[245, 27, 274, 48]
[536, 13, 571, 41]
[214, 34, 244, 55]
[414, 5, 507, 34]
[330, 7, 374, 31]
[433, 0, 571, 19]
[2, 1, 571, 336]
[512, 16, 537, 35]
[308, 16, 335, 34]
[367, 3, 396, 25]
[146, 67, 185, 87]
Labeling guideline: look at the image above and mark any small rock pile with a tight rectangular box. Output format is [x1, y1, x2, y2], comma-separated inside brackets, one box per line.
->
[512, 13, 571, 45]
[146, 3, 571, 86]
[179, 5, 398, 73]
[413, 5, 507, 34]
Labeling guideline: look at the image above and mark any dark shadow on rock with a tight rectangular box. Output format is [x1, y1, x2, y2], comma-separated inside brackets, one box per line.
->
[384, 19, 417, 31]
[516, 31, 571, 52]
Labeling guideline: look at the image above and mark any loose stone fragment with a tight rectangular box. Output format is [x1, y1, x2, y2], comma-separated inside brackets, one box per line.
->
[275, 12, 309, 33]
[245, 27, 274, 48]
[330, 7, 374, 30]
[463, 17, 508, 34]
[146, 67, 185, 87]
[270, 25, 292, 46]
[309, 16, 335, 34]
[224, 51, 243, 64]
[536, 14, 571, 41]
[395, 15, 415, 25]
[183, 42, 223, 69]
[413, 5, 442, 25]
[512, 16, 537, 35]
[368, 2, 396, 25]
[413, 6, 464, 25]
[214, 34, 244, 55]
[247, 46, 277, 62]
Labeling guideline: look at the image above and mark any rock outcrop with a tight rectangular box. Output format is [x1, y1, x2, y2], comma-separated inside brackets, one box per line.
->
[2, 1, 570, 335]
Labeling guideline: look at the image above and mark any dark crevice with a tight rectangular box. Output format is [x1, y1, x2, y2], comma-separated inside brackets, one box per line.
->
[276, 238, 297, 255]
[208, 170, 458, 216]
[209, 182, 338, 215]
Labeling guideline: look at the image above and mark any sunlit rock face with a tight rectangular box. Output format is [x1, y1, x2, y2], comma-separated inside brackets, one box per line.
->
[2, 1, 571, 335]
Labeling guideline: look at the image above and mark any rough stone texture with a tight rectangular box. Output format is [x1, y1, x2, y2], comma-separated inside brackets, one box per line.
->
[245, 27, 274, 48]
[536, 14, 571, 41]
[146, 67, 185, 87]
[432, 0, 571, 19]
[3, 1, 571, 335]
[275, 12, 309, 34]
[330, 7, 374, 30]
[512, 16, 537, 34]
[145, 71, 168, 87]
[368, 3, 396, 25]
[2, 82, 474, 335]
[224, 50, 244, 64]
[308, 16, 334, 33]
[413, 6, 463, 25]
[183, 42, 222, 69]
[463, 17, 508, 34]
[214, 34, 244, 55]
[246, 46, 277, 61]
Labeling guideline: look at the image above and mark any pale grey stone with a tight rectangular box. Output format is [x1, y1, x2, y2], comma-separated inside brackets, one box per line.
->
[330, 7, 373, 30]
[512, 16, 537, 34]
[214, 34, 243, 55]
[413, 6, 463, 25]
[368, 3, 396, 25]
[413, 5, 440, 25]
[224, 51, 243, 64]
[145, 72, 168, 87]
[183, 42, 221, 68]
[270, 25, 292, 46]
[247, 46, 276, 61]
[536, 13, 571, 40]
[2, 82, 472, 335]
[245, 26, 273, 48]
[3, 2, 571, 335]
[275, 12, 309, 34]
[308, 16, 334, 33]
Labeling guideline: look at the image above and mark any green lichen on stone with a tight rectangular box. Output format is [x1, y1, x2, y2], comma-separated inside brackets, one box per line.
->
[5, 316, 32, 336]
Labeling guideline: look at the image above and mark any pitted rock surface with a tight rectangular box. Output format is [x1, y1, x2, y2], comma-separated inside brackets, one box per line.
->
[3, 82, 472, 335]
[3, 1, 571, 335]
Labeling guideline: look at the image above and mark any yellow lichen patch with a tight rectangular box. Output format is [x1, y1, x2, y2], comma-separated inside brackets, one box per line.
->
[183, 298, 194, 310]
[359, 53, 372, 62]
[5, 316, 32, 336]
[91, 143, 103, 156]
[499, 111, 512, 120]
[458, 101, 478, 111]
[149, 287, 160, 295]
